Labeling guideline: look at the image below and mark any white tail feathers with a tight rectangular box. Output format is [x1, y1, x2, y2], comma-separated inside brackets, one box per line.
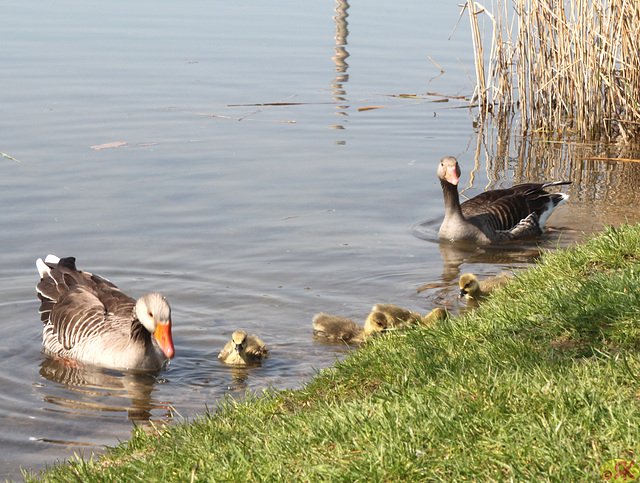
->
[538, 193, 570, 227]
[44, 254, 60, 264]
[37, 254, 60, 279]
[36, 258, 51, 279]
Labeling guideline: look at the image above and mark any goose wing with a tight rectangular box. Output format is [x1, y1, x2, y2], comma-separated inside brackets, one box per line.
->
[464, 192, 541, 233]
[463, 182, 570, 233]
[37, 256, 136, 318]
[47, 285, 115, 351]
[37, 256, 137, 350]
[460, 183, 544, 214]
[461, 181, 570, 218]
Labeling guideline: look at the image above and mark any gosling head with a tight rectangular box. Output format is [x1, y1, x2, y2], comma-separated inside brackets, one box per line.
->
[437, 156, 461, 186]
[364, 311, 389, 337]
[459, 273, 481, 300]
[231, 330, 248, 354]
[135, 292, 175, 359]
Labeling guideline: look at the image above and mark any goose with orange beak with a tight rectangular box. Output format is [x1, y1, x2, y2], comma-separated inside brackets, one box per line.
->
[36, 254, 175, 371]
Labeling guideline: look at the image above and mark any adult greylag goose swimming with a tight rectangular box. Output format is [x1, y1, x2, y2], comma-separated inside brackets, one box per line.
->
[36, 254, 175, 371]
[312, 311, 388, 345]
[218, 330, 269, 365]
[438, 156, 571, 243]
[458, 272, 513, 303]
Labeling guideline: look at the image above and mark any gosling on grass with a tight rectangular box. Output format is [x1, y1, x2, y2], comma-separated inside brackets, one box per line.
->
[458, 272, 512, 303]
[370, 303, 424, 328]
[312, 312, 388, 345]
[423, 307, 448, 326]
[218, 330, 270, 366]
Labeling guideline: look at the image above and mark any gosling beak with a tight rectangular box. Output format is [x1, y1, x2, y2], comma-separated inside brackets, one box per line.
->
[459, 289, 467, 299]
[154, 321, 175, 359]
[445, 165, 459, 185]
[234, 344, 243, 354]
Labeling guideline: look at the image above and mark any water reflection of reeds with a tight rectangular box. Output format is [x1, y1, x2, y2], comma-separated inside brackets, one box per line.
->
[472, 115, 640, 208]
[330, 0, 350, 134]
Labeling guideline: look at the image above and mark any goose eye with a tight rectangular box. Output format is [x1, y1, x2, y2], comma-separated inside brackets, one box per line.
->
[148, 311, 153, 318]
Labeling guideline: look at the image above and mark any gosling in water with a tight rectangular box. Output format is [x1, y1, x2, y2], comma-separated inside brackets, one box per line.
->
[312, 311, 388, 345]
[218, 330, 270, 365]
[459, 272, 512, 303]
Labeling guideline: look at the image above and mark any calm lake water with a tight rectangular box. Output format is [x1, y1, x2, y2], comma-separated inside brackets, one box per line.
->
[2, 0, 640, 479]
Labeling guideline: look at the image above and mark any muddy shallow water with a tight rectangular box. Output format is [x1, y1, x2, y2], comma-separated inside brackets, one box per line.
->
[2, 0, 639, 479]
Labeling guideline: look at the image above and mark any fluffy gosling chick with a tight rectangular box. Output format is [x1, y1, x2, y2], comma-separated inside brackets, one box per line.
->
[218, 330, 269, 366]
[422, 307, 448, 326]
[459, 272, 512, 302]
[312, 314, 363, 344]
[363, 311, 390, 336]
[371, 303, 424, 328]
[313, 312, 388, 345]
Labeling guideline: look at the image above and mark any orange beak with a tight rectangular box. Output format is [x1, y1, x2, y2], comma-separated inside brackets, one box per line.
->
[445, 165, 459, 185]
[154, 322, 175, 359]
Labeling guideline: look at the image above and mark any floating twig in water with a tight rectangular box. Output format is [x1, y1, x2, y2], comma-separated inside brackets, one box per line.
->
[2, 152, 21, 162]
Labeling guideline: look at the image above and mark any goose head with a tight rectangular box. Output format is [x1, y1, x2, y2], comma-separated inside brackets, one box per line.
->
[363, 311, 389, 337]
[437, 156, 461, 186]
[458, 273, 481, 299]
[135, 292, 175, 359]
[231, 330, 248, 355]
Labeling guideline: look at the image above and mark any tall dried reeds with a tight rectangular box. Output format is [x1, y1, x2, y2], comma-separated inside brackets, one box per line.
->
[466, 0, 640, 143]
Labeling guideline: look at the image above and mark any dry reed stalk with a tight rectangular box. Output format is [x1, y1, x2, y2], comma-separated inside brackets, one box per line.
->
[465, 0, 640, 143]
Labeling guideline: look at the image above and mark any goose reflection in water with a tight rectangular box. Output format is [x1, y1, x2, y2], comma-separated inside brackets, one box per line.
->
[38, 356, 173, 424]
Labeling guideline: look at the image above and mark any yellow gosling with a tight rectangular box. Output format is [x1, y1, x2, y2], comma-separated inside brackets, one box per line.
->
[312, 313, 364, 344]
[363, 311, 390, 336]
[422, 307, 448, 326]
[458, 272, 512, 303]
[371, 303, 424, 328]
[218, 330, 269, 366]
[312, 311, 388, 345]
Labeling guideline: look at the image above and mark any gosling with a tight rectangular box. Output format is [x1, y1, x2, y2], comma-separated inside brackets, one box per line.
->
[218, 330, 270, 366]
[312, 312, 388, 345]
[459, 272, 512, 303]
[371, 303, 424, 328]
[423, 307, 448, 325]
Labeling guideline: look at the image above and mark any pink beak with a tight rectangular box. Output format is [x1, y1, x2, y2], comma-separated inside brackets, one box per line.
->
[445, 165, 459, 185]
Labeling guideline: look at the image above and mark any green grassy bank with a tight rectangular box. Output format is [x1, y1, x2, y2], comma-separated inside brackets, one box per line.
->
[25, 225, 640, 482]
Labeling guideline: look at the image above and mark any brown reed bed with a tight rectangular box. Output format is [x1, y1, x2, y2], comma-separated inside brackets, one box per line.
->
[465, 0, 640, 144]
